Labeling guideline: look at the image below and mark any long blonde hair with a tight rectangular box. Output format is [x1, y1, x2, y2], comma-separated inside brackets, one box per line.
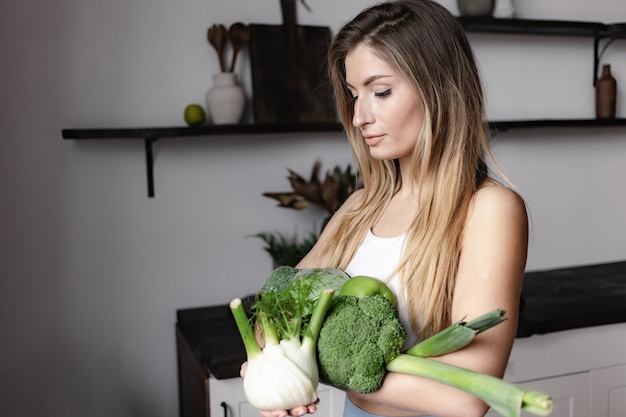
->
[324, 0, 495, 339]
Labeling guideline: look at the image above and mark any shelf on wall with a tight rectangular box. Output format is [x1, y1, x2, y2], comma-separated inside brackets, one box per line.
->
[61, 122, 344, 140]
[61, 118, 626, 140]
[62, 118, 626, 198]
[491, 118, 626, 131]
[457, 17, 619, 37]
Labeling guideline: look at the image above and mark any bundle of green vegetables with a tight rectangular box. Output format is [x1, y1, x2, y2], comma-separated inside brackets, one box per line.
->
[229, 266, 554, 417]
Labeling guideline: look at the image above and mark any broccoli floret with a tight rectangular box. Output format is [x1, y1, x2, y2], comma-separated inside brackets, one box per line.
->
[259, 265, 298, 293]
[316, 294, 407, 393]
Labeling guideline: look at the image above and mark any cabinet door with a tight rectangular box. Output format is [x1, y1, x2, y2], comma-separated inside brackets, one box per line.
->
[210, 378, 345, 417]
[503, 329, 593, 383]
[485, 372, 591, 417]
[592, 364, 626, 417]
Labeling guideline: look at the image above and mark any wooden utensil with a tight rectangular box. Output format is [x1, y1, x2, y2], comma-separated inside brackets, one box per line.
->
[228, 22, 250, 73]
[208, 24, 228, 72]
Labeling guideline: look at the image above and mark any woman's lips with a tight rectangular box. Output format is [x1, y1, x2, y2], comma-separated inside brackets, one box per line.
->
[364, 134, 384, 146]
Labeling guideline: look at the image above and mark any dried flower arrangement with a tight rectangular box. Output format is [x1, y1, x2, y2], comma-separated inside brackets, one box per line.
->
[263, 160, 358, 215]
[254, 160, 360, 267]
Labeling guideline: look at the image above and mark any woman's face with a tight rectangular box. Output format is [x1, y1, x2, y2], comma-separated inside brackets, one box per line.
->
[345, 43, 424, 162]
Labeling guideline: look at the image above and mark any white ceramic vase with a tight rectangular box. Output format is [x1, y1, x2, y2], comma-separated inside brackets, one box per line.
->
[206, 72, 246, 124]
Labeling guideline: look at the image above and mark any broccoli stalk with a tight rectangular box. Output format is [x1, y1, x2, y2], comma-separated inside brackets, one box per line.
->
[317, 293, 554, 417]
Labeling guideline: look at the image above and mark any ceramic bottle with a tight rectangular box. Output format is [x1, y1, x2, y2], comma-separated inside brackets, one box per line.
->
[596, 64, 617, 119]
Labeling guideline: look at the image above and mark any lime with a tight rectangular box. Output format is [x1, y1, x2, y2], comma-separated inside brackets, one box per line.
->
[184, 104, 206, 126]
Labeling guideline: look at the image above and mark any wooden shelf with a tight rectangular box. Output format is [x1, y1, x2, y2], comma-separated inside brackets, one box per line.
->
[491, 118, 626, 131]
[457, 17, 626, 38]
[458, 17, 607, 37]
[62, 118, 626, 140]
[61, 122, 344, 140]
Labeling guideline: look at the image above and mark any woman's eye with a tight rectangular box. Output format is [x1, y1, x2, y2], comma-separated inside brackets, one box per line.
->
[349, 95, 358, 103]
[374, 89, 392, 98]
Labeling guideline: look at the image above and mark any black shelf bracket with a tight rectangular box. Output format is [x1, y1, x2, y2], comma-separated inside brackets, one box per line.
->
[594, 36, 600, 86]
[144, 135, 157, 198]
[594, 23, 626, 85]
[593, 36, 615, 86]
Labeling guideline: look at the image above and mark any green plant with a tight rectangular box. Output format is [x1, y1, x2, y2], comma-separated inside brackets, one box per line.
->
[252, 229, 318, 267]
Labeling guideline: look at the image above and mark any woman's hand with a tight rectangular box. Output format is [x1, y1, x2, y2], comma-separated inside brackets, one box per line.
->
[240, 362, 320, 417]
[257, 402, 319, 417]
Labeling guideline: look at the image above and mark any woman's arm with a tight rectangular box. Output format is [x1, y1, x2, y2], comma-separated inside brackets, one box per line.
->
[348, 182, 528, 417]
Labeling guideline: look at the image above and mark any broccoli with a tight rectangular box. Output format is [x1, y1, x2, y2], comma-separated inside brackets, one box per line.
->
[317, 294, 406, 393]
[259, 265, 298, 293]
[316, 288, 555, 417]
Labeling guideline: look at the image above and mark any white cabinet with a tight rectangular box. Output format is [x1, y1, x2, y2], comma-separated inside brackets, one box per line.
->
[209, 378, 345, 417]
[591, 364, 626, 417]
[485, 372, 591, 417]
[486, 322, 626, 417]
[521, 373, 591, 417]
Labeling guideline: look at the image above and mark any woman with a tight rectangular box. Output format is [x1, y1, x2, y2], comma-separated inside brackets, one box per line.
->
[257, 1, 528, 416]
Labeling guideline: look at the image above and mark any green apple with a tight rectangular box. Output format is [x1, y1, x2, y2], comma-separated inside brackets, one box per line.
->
[339, 275, 397, 306]
[184, 104, 206, 126]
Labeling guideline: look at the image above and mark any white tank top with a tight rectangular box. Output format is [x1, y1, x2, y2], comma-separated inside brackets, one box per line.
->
[344, 229, 418, 349]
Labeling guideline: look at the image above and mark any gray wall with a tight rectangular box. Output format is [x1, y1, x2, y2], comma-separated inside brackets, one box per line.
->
[1, 0, 625, 416]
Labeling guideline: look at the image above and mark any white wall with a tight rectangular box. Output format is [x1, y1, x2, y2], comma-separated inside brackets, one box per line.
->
[0, 0, 625, 416]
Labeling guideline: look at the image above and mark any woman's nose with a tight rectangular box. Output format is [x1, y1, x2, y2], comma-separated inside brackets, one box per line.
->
[352, 98, 372, 128]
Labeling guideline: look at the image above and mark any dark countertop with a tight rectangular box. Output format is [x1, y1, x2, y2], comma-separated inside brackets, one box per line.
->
[516, 260, 626, 337]
[176, 260, 626, 379]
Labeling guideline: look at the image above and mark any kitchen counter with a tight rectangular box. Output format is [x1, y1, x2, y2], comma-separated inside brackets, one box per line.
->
[516, 260, 626, 336]
[176, 260, 626, 380]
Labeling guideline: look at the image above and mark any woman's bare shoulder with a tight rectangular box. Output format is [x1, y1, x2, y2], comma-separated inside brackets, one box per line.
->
[320, 188, 364, 232]
[341, 187, 365, 209]
[462, 180, 528, 261]
[471, 180, 527, 220]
